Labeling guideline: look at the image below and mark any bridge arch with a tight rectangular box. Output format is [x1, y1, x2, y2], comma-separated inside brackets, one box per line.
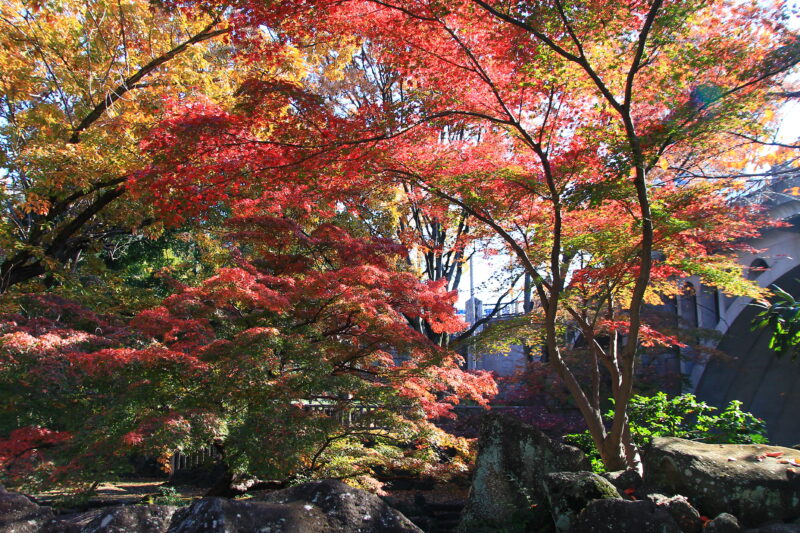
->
[679, 174, 800, 445]
[694, 259, 800, 445]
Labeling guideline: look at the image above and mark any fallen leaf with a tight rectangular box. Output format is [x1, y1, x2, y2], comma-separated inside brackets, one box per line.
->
[766, 451, 783, 458]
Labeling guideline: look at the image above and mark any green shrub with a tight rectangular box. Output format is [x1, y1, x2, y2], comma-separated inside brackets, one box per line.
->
[145, 486, 187, 506]
[564, 392, 768, 472]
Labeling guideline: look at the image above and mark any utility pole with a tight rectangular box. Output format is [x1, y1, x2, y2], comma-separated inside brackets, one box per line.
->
[468, 253, 475, 370]
[523, 272, 535, 362]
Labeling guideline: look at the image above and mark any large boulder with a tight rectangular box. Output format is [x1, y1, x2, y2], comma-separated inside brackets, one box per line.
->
[568, 499, 682, 533]
[40, 509, 103, 533]
[542, 471, 620, 532]
[644, 437, 800, 527]
[79, 505, 177, 533]
[166, 498, 321, 533]
[457, 412, 591, 533]
[0, 488, 54, 533]
[168, 479, 421, 533]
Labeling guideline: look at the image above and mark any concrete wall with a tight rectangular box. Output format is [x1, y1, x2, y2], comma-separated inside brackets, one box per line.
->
[473, 343, 529, 377]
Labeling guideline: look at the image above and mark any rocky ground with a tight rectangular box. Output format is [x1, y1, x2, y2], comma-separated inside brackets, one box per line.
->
[2, 480, 425, 532]
[457, 412, 800, 533]
[25, 477, 470, 532]
[4, 413, 800, 532]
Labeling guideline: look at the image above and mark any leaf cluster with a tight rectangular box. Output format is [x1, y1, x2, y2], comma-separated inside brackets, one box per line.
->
[752, 284, 800, 360]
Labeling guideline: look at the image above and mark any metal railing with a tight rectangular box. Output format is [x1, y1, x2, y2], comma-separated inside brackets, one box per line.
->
[302, 403, 388, 430]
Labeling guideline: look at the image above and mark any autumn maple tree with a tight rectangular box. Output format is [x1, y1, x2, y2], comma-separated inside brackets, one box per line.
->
[311, 47, 527, 345]
[124, 0, 799, 471]
[0, 0, 244, 292]
[1, 0, 798, 487]
[0, 5, 501, 487]
[0, 201, 496, 490]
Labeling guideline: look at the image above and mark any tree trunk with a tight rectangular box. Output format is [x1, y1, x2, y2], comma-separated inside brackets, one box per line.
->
[599, 436, 630, 472]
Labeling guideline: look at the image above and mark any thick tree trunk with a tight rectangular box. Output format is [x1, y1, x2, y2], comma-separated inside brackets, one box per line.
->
[599, 437, 630, 472]
[595, 416, 640, 472]
[0, 258, 46, 293]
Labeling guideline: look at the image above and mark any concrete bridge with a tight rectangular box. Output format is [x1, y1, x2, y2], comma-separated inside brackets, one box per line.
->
[687, 172, 800, 446]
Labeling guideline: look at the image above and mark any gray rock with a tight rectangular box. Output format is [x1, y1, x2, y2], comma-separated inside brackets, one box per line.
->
[602, 469, 643, 496]
[646, 494, 703, 533]
[705, 513, 743, 533]
[79, 505, 177, 533]
[166, 498, 316, 533]
[43, 505, 176, 533]
[168, 479, 421, 533]
[542, 471, 620, 532]
[568, 499, 682, 533]
[257, 480, 422, 532]
[40, 510, 102, 533]
[0, 488, 54, 533]
[457, 412, 590, 533]
[644, 437, 800, 527]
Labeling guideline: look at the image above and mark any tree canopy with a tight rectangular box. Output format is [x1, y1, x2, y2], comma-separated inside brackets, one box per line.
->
[1, 0, 798, 486]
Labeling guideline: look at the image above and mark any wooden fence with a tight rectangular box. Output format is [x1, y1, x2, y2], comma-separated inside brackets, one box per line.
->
[170, 444, 222, 475]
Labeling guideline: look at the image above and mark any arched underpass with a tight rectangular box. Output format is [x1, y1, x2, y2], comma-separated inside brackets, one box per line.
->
[694, 265, 800, 446]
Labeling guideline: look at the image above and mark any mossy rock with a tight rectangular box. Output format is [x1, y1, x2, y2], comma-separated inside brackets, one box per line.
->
[543, 471, 621, 532]
[457, 412, 590, 533]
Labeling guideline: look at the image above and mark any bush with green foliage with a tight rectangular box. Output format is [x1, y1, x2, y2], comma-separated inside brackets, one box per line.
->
[146, 486, 187, 506]
[564, 392, 768, 472]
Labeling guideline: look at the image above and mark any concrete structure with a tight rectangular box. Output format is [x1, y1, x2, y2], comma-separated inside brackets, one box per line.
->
[464, 297, 532, 376]
[691, 173, 800, 445]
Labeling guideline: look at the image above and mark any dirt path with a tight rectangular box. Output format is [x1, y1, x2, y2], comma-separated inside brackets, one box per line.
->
[35, 480, 206, 507]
